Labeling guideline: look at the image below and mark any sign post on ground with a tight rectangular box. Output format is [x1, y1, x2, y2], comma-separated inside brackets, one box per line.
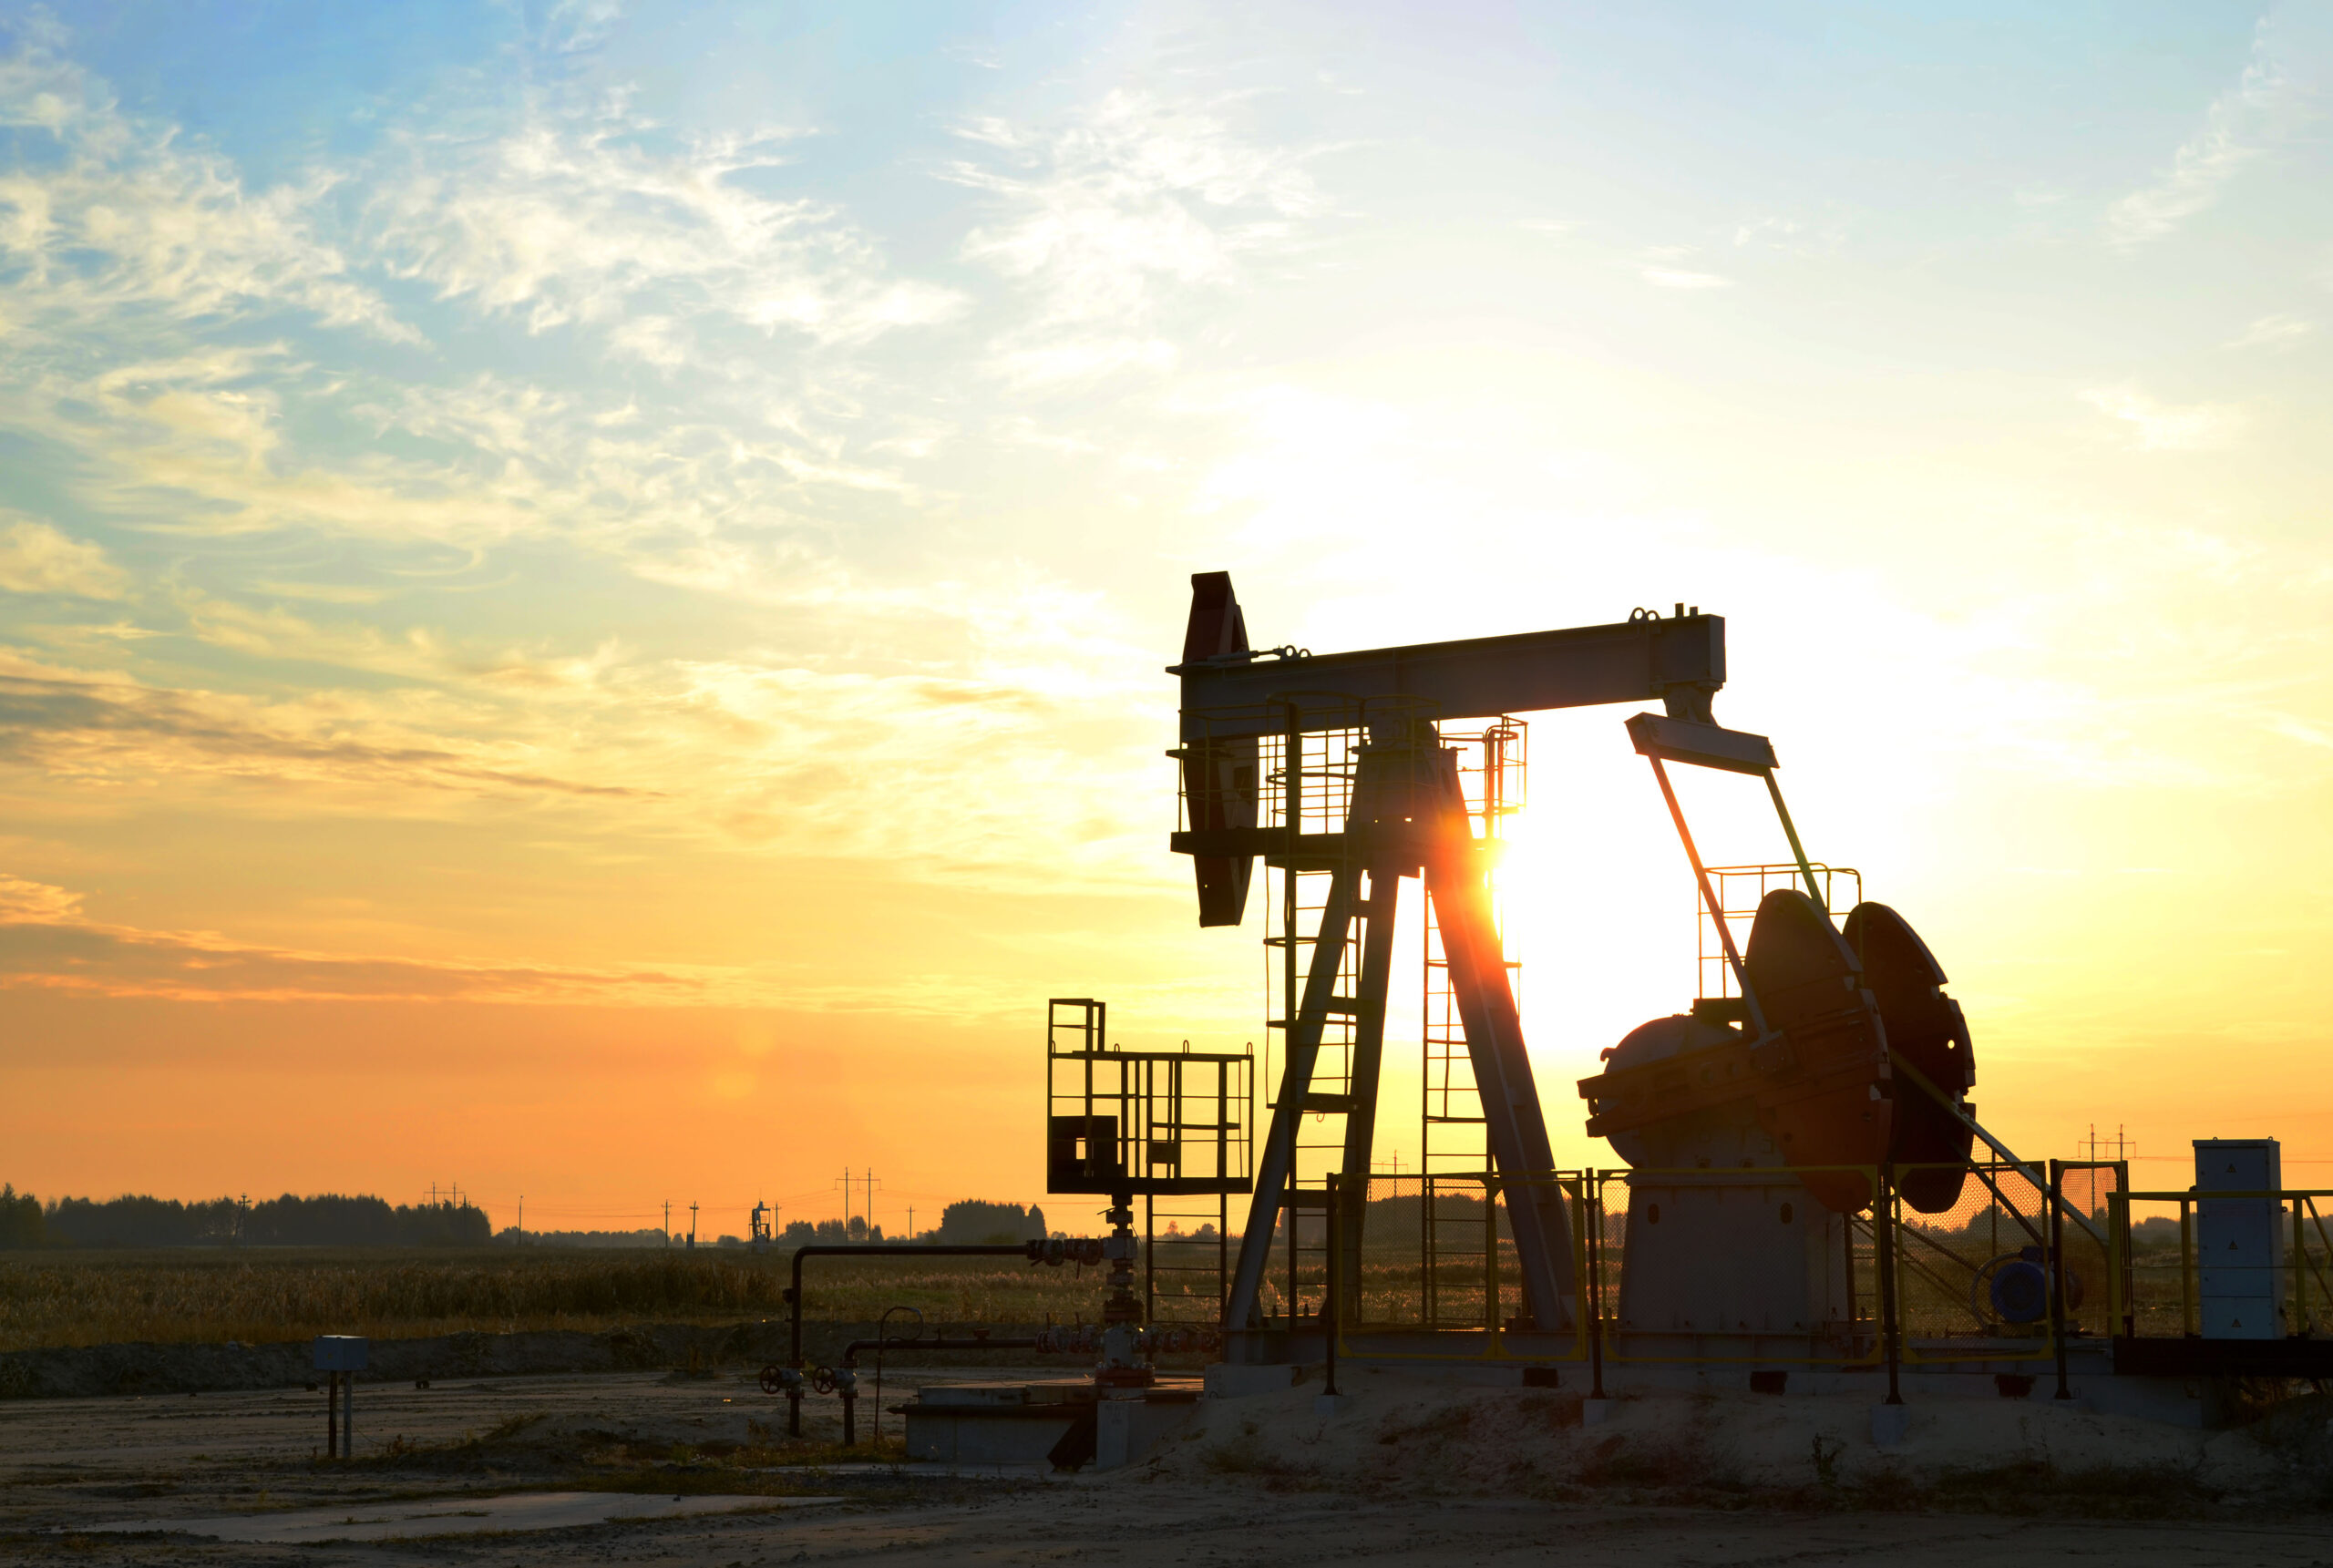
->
[313, 1336, 368, 1459]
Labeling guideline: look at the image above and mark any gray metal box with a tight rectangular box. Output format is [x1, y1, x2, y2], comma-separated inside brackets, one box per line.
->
[2194, 1140, 2286, 1341]
[313, 1335, 369, 1371]
[1615, 1174, 1847, 1334]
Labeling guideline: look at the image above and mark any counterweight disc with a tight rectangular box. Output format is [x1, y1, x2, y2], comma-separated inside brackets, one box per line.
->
[1742, 889, 1892, 1213]
[1844, 902, 1977, 1213]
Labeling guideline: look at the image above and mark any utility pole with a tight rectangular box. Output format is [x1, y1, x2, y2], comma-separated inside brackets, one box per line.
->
[838, 1167, 851, 1235]
[688, 1200, 699, 1250]
[663, 1199, 672, 1246]
[516, 1196, 523, 1247]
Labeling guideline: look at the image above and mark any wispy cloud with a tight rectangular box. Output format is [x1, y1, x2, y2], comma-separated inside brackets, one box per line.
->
[946, 89, 1325, 384]
[369, 102, 963, 348]
[1639, 266, 1732, 290]
[1731, 216, 1798, 247]
[2079, 385, 2243, 450]
[0, 22, 411, 342]
[2268, 713, 2333, 751]
[0, 869, 710, 1003]
[0, 650, 656, 800]
[2106, 14, 2321, 247]
[0, 866, 1059, 1019]
[0, 515, 126, 599]
[2225, 313, 2314, 351]
[1638, 243, 1731, 290]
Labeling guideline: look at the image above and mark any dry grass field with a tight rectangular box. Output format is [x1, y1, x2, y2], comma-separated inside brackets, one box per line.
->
[0, 1248, 1120, 1351]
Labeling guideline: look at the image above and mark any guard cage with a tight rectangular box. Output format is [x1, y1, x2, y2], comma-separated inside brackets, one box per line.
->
[1045, 999, 1253, 1198]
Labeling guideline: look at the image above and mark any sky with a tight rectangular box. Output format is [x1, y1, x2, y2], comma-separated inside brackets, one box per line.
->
[1, 1, 2328, 1239]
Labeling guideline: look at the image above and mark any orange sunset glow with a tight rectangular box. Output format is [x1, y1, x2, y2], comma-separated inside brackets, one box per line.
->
[3, 4, 2330, 1245]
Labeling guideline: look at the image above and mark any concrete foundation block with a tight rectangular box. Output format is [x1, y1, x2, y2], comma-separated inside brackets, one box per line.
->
[1581, 1398, 1615, 1427]
[1313, 1393, 1351, 1418]
[904, 1408, 1078, 1465]
[1095, 1396, 1199, 1471]
[1204, 1363, 1301, 1399]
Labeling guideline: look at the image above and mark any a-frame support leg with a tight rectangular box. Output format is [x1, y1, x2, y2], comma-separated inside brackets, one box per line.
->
[1331, 866, 1402, 1317]
[1224, 864, 1359, 1331]
[1423, 774, 1575, 1331]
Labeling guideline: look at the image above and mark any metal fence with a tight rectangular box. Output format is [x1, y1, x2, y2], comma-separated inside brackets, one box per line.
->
[2111, 1187, 2333, 1340]
[1321, 1160, 2127, 1372]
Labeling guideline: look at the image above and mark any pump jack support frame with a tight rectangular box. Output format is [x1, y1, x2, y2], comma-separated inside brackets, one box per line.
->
[1179, 576, 1742, 1339]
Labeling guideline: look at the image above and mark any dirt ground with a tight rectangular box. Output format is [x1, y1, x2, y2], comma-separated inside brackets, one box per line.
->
[1, 1366, 2329, 1566]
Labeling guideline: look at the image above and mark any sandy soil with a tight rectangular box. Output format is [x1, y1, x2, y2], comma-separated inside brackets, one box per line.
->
[0, 1366, 2327, 1566]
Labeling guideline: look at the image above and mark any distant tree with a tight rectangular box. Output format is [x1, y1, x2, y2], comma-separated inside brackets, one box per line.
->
[782, 1219, 816, 1245]
[497, 1226, 667, 1248]
[813, 1218, 848, 1242]
[247, 1194, 399, 1245]
[935, 1200, 1047, 1245]
[0, 1184, 45, 1248]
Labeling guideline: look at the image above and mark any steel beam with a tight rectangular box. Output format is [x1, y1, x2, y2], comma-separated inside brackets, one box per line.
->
[1176, 613, 1723, 741]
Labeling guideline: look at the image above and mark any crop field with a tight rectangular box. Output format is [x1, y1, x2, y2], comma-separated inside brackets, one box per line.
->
[0, 1248, 1120, 1351]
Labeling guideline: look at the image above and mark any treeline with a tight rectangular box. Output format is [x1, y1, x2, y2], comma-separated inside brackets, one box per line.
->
[777, 1218, 889, 1245]
[761, 1200, 1048, 1248]
[0, 1188, 1063, 1252]
[495, 1227, 669, 1249]
[0, 1186, 491, 1249]
[767, 1200, 1048, 1248]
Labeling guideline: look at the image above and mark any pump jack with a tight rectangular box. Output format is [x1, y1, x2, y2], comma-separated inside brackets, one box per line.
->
[1170, 572, 1744, 1334]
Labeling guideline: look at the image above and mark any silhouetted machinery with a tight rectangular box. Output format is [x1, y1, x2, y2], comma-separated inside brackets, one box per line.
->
[1165, 571, 2014, 1353]
[1582, 888, 1978, 1345]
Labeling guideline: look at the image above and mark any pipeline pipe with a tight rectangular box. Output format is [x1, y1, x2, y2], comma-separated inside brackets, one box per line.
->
[786, 1243, 1057, 1437]
[838, 1335, 1041, 1365]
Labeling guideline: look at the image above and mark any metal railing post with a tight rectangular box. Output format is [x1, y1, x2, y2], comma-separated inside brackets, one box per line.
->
[2179, 1197, 2194, 1337]
[2050, 1159, 2073, 1401]
[1485, 1173, 1500, 1343]
[2297, 1192, 2308, 1337]
[2107, 1189, 2131, 1337]
[1324, 1173, 1341, 1397]
[1586, 1174, 1606, 1399]
[1876, 1165, 1902, 1406]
